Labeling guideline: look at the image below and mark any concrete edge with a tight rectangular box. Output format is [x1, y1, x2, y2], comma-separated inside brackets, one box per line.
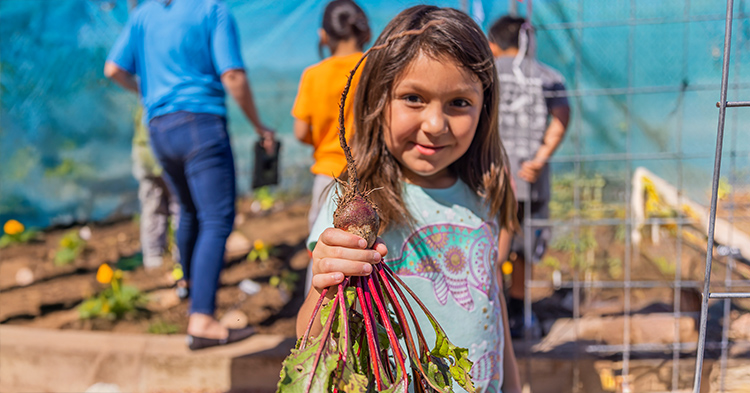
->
[0, 325, 295, 393]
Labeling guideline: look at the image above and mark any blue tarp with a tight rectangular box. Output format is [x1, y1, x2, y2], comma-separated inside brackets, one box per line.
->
[1, 0, 748, 228]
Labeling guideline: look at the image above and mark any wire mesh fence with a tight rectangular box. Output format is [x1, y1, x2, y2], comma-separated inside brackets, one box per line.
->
[514, 0, 750, 392]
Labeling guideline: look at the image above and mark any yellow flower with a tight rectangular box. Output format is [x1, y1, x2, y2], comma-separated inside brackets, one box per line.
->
[96, 264, 114, 284]
[113, 270, 123, 280]
[171, 265, 184, 281]
[3, 219, 24, 236]
[254, 239, 265, 251]
[61, 237, 73, 248]
[501, 261, 514, 275]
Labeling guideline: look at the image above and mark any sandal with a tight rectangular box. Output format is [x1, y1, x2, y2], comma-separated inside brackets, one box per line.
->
[186, 326, 257, 351]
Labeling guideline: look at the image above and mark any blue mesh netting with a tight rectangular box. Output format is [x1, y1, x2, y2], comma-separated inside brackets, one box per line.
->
[1, 0, 748, 228]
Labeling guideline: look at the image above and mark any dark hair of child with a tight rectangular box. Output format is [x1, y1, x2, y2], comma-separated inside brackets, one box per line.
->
[343, 5, 517, 233]
[319, 0, 371, 58]
[488, 15, 526, 50]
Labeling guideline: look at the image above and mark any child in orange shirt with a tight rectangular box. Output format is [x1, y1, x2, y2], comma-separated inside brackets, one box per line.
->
[292, 0, 371, 289]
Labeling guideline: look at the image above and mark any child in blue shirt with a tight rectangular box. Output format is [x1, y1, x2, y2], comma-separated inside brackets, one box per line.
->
[105, 0, 274, 350]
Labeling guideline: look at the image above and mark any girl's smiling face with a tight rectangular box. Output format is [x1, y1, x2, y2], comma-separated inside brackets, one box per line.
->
[384, 52, 483, 189]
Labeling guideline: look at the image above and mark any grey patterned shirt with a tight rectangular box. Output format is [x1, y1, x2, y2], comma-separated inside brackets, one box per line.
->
[496, 56, 568, 202]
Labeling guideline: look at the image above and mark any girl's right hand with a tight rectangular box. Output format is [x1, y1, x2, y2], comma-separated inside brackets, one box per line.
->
[311, 228, 388, 292]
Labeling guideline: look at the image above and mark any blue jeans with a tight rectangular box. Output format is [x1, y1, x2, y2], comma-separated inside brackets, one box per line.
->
[148, 111, 236, 316]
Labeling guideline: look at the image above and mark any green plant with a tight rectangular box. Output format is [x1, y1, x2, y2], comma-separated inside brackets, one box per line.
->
[541, 256, 561, 271]
[54, 229, 87, 266]
[549, 173, 624, 221]
[252, 186, 276, 212]
[167, 216, 177, 256]
[614, 224, 627, 243]
[642, 177, 678, 222]
[551, 229, 598, 271]
[605, 257, 623, 279]
[717, 177, 733, 200]
[115, 253, 143, 271]
[270, 269, 300, 293]
[652, 256, 676, 277]
[0, 219, 39, 248]
[147, 320, 180, 335]
[78, 264, 147, 320]
[247, 239, 273, 261]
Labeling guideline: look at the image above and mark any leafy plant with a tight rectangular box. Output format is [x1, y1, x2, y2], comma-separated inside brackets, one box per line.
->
[0, 219, 39, 248]
[643, 178, 677, 219]
[605, 257, 623, 279]
[549, 173, 624, 221]
[54, 229, 87, 266]
[78, 264, 147, 320]
[270, 269, 300, 293]
[148, 320, 180, 335]
[551, 229, 598, 271]
[248, 239, 273, 262]
[167, 216, 177, 257]
[171, 263, 184, 281]
[541, 256, 561, 271]
[279, 267, 475, 392]
[251, 186, 276, 212]
[115, 253, 143, 271]
[651, 256, 676, 277]
[717, 177, 733, 200]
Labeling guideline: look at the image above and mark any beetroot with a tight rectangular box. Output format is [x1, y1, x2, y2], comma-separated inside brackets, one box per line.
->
[330, 48, 381, 249]
[277, 21, 475, 393]
[333, 192, 380, 248]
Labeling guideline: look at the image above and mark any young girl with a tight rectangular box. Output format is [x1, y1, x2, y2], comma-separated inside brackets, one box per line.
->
[292, 0, 371, 232]
[297, 5, 521, 393]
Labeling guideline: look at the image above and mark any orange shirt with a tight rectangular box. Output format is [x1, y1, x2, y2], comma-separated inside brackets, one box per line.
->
[292, 52, 364, 176]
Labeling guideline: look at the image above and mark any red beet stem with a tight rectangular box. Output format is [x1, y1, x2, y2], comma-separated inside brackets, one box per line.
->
[367, 272, 406, 380]
[304, 294, 339, 393]
[299, 287, 328, 350]
[336, 281, 350, 364]
[378, 265, 430, 354]
[355, 278, 384, 390]
[376, 264, 447, 392]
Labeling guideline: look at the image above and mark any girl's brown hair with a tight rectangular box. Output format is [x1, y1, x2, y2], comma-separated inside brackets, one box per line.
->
[343, 5, 517, 232]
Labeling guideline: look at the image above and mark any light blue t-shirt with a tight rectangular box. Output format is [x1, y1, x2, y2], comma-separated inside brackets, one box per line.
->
[309, 180, 505, 393]
[107, 0, 244, 121]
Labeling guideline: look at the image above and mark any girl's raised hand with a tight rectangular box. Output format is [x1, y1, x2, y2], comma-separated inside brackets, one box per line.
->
[311, 227, 387, 292]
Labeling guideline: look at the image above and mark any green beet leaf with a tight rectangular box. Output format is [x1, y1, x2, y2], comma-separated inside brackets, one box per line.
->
[337, 361, 369, 393]
[427, 324, 474, 392]
[379, 359, 409, 393]
[277, 331, 339, 393]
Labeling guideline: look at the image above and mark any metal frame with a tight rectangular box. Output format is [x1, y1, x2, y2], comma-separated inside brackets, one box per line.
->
[692, 1, 750, 392]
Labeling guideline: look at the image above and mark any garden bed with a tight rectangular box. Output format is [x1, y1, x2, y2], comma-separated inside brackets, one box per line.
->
[0, 200, 312, 337]
[1, 190, 748, 349]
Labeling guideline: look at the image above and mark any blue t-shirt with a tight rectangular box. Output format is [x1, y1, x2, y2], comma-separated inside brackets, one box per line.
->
[107, 0, 244, 121]
[309, 181, 505, 393]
